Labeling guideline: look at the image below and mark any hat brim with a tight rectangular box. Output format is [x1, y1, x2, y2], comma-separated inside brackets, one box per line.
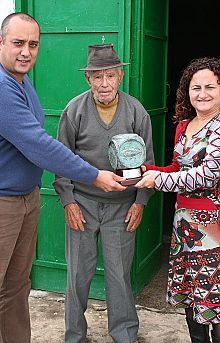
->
[79, 62, 130, 71]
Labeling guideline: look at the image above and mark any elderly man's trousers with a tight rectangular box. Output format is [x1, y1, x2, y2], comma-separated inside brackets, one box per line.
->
[0, 187, 40, 343]
[65, 193, 139, 343]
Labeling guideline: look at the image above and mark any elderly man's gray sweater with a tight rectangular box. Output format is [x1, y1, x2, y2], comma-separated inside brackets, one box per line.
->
[53, 90, 154, 206]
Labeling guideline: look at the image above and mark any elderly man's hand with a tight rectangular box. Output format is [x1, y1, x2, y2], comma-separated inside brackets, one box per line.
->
[125, 203, 144, 232]
[93, 170, 126, 192]
[64, 203, 86, 231]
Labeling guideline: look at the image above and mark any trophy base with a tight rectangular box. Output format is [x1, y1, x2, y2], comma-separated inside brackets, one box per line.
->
[116, 168, 142, 186]
[120, 176, 142, 186]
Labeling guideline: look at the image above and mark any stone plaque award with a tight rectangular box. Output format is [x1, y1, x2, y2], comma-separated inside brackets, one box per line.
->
[108, 133, 146, 186]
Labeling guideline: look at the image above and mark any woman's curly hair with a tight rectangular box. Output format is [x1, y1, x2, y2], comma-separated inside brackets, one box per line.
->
[174, 57, 220, 122]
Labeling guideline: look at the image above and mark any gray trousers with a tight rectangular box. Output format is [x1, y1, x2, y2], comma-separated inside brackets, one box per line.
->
[65, 193, 139, 343]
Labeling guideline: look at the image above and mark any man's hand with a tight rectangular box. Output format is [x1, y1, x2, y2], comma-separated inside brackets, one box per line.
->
[64, 203, 86, 231]
[125, 203, 144, 232]
[93, 170, 127, 192]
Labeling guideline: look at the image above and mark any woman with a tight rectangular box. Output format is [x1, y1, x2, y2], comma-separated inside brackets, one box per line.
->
[136, 57, 220, 343]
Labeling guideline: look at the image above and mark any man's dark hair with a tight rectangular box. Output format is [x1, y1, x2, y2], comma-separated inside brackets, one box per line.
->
[0, 12, 40, 41]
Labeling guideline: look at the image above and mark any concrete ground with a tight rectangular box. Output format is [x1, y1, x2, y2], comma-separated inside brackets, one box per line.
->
[29, 242, 193, 342]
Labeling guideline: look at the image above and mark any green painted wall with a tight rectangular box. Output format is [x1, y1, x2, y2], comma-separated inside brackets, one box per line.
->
[15, 0, 169, 298]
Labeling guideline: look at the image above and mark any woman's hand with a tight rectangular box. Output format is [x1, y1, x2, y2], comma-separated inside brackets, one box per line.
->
[135, 170, 159, 188]
[141, 165, 147, 173]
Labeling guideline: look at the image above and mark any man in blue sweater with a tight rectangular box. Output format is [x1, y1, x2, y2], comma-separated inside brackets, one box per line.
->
[0, 12, 125, 343]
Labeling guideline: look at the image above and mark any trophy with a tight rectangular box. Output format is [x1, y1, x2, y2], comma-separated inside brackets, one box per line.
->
[108, 133, 146, 186]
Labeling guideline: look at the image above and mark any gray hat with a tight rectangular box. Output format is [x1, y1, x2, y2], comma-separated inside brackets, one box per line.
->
[80, 43, 129, 71]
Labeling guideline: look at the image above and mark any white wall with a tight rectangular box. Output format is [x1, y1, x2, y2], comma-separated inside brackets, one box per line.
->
[0, 0, 15, 27]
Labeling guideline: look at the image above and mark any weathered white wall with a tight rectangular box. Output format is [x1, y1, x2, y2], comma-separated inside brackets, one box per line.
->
[0, 0, 15, 26]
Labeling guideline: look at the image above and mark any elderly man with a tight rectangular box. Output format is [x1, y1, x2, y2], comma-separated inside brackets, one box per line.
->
[0, 14, 125, 343]
[53, 44, 154, 343]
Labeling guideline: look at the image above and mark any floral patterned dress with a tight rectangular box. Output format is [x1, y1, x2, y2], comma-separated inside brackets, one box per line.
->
[153, 115, 220, 324]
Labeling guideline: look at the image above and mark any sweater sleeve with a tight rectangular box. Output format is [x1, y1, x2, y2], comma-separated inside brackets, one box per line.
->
[0, 81, 98, 184]
[155, 125, 220, 193]
[144, 120, 189, 172]
[53, 110, 77, 207]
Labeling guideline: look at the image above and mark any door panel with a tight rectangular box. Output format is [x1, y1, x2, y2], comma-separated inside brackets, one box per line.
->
[130, 0, 169, 292]
[15, 0, 131, 296]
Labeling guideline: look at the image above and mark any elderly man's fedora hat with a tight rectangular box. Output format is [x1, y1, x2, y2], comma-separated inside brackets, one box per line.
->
[80, 43, 129, 71]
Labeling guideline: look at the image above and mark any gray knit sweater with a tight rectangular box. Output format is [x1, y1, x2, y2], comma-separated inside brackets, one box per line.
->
[53, 90, 154, 206]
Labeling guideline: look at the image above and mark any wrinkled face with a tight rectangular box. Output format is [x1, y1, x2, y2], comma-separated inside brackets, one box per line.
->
[189, 69, 220, 116]
[0, 16, 40, 83]
[85, 68, 124, 104]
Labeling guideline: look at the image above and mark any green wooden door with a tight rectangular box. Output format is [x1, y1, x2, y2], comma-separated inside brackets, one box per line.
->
[15, 0, 168, 298]
[130, 0, 169, 293]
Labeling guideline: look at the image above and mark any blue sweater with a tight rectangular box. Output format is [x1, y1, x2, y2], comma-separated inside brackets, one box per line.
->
[0, 64, 98, 196]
